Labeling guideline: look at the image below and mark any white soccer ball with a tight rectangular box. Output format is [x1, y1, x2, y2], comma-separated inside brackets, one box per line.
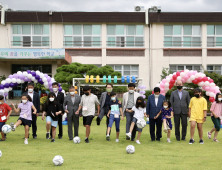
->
[2, 124, 11, 134]
[0, 150, 2, 158]
[73, 136, 81, 144]
[126, 145, 135, 154]
[136, 119, 146, 129]
[52, 155, 64, 166]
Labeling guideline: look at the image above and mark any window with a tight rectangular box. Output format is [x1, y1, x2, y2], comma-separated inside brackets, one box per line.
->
[108, 65, 139, 77]
[12, 24, 50, 47]
[207, 25, 222, 47]
[64, 25, 101, 47]
[164, 25, 201, 47]
[207, 65, 222, 75]
[170, 65, 201, 73]
[107, 25, 144, 47]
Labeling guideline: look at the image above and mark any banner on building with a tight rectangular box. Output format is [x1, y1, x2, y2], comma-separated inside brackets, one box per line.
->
[0, 48, 65, 59]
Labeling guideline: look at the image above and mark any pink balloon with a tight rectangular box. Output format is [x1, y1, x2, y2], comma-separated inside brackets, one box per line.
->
[184, 75, 189, 80]
[160, 83, 165, 88]
[210, 87, 215, 92]
[160, 88, 165, 92]
[202, 86, 206, 90]
[193, 71, 198, 75]
[182, 78, 186, 83]
[205, 86, 210, 91]
[162, 79, 166, 83]
[166, 76, 169, 79]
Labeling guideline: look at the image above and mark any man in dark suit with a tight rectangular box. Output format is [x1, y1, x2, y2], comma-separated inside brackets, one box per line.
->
[146, 87, 165, 141]
[50, 82, 64, 139]
[63, 86, 81, 140]
[23, 82, 40, 139]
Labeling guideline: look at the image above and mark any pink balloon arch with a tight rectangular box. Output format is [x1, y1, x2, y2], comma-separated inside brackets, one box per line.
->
[155, 70, 221, 103]
[0, 70, 63, 97]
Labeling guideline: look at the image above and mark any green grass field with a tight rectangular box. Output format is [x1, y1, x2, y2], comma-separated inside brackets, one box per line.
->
[0, 116, 221, 170]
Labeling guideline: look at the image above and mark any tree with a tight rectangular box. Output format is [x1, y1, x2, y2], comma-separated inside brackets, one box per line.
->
[0, 75, 6, 84]
[160, 67, 172, 81]
[204, 71, 222, 87]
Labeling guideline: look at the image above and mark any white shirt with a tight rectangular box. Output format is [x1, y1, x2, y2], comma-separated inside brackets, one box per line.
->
[55, 91, 58, 97]
[28, 92, 33, 100]
[155, 97, 158, 106]
[132, 106, 146, 120]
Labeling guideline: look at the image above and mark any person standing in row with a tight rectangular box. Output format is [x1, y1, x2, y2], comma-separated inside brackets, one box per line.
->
[122, 83, 140, 141]
[76, 86, 100, 143]
[170, 80, 190, 141]
[51, 82, 64, 139]
[23, 82, 40, 139]
[63, 86, 82, 140]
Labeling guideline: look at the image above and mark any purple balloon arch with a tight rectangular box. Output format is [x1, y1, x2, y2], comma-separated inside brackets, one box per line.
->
[0, 70, 62, 97]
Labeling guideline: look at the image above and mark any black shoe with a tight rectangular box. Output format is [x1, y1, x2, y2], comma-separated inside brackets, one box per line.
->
[181, 139, 186, 141]
[46, 133, 49, 139]
[151, 139, 155, 141]
[126, 136, 130, 140]
[199, 139, 204, 144]
[85, 138, 89, 143]
[96, 117, 100, 126]
[58, 136, 62, 139]
[156, 139, 160, 142]
[189, 139, 195, 144]
[106, 135, 110, 141]
[131, 138, 135, 142]
[51, 139, 55, 142]
[49, 136, 52, 139]
[0, 139, 5, 141]
[176, 139, 180, 141]
[33, 136, 37, 139]
[69, 138, 73, 140]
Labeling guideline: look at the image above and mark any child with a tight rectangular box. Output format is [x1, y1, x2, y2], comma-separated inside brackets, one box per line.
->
[10, 95, 37, 145]
[76, 85, 100, 143]
[42, 92, 62, 142]
[188, 88, 207, 144]
[154, 100, 173, 143]
[126, 97, 147, 144]
[207, 93, 222, 142]
[0, 95, 12, 141]
[106, 92, 124, 142]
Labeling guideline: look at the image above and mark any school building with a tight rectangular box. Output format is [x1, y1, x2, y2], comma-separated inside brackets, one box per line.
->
[0, 8, 222, 95]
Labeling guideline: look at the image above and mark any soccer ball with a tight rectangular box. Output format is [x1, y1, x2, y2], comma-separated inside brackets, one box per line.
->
[52, 155, 64, 166]
[0, 150, 2, 158]
[2, 124, 11, 134]
[126, 145, 135, 154]
[73, 136, 81, 144]
[136, 119, 146, 129]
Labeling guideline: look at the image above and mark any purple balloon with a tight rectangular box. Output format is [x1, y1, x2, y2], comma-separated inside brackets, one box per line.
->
[27, 70, 31, 74]
[4, 92, 8, 96]
[13, 74, 19, 79]
[58, 83, 61, 87]
[9, 83, 14, 87]
[35, 75, 40, 80]
[48, 81, 52, 86]
[44, 74, 48, 77]
[24, 77, 29, 81]
[31, 72, 36, 76]
[14, 83, 18, 87]
[4, 83, 9, 88]
[38, 78, 42, 82]
[58, 87, 62, 92]
[0, 84, 4, 89]
[9, 75, 13, 78]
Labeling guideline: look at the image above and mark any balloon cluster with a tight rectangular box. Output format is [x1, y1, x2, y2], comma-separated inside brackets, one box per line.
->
[0, 70, 62, 96]
[156, 70, 220, 102]
[138, 85, 146, 99]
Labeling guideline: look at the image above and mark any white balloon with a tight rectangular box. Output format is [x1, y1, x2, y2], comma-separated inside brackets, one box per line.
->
[190, 75, 195, 80]
[173, 72, 176, 75]
[44, 82, 48, 86]
[4, 88, 9, 93]
[186, 78, 192, 83]
[164, 82, 169, 87]
[156, 84, 160, 88]
[200, 73, 205, 78]
[34, 80, 38, 83]
[166, 77, 170, 83]
[40, 73, 44, 78]
[209, 83, 215, 87]
[195, 73, 200, 78]
[169, 74, 173, 79]
[184, 69, 189, 74]
[209, 92, 215, 97]
[42, 77, 47, 82]
[16, 79, 21, 84]
[215, 86, 220, 90]
[180, 72, 185, 77]
[164, 87, 169, 91]
[51, 78, 55, 82]
[11, 78, 16, 83]
[45, 85, 49, 89]
[204, 81, 210, 86]
[23, 71, 28, 77]
[1, 80, 6, 85]
[9, 87, 12, 91]
[206, 91, 210, 96]
[5, 78, 11, 83]
[177, 76, 182, 81]
[31, 77, 36, 81]
[21, 80, 25, 84]
[17, 71, 22, 75]
[198, 82, 204, 87]
[36, 71, 40, 75]
[27, 74, 32, 79]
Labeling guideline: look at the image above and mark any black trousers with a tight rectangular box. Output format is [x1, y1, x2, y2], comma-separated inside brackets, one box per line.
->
[149, 118, 162, 140]
[50, 114, 63, 137]
[125, 111, 136, 140]
[31, 113, 37, 137]
[174, 113, 187, 140]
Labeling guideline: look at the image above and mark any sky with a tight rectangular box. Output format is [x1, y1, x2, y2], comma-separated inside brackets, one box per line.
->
[0, 0, 221, 12]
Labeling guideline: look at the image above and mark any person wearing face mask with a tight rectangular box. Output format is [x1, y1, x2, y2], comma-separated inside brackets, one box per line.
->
[76, 85, 100, 143]
[63, 86, 82, 140]
[10, 95, 37, 145]
[188, 88, 207, 144]
[122, 83, 140, 141]
[22, 82, 40, 139]
[170, 80, 190, 141]
[207, 93, 222, 142]
[50, 82, 64, 139]
[42, 92, 62, 142]
[146, 87, 165, 141]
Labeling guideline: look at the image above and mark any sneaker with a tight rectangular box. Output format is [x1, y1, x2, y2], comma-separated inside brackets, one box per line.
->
[189, 139, 195, 144]
[199, 139, 204, 144]
[163, 128, 168, 133]
[126, 136, 130, 140]
[85, 138, 89, 143]
[106, 135, 110, 141]
[167, 139, 171, 143]
[10, 122, 15, 131]
[96, 117, 100, 126]
[213, 139, 219, 142]
[51, 139, 55, 142]
[126, 133, 131, 138]
[24, 138, 28, 145]
[116, 139, 119, 142]
[33, 136, 37, 139]
[207, 132, 211, 139]
[46, 133, 49, 139]
[136, 140, 141, 144]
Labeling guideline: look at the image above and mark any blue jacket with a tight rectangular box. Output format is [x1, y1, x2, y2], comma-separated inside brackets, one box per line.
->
[23, 91, 40, 113]
[146, 94, 165, 119]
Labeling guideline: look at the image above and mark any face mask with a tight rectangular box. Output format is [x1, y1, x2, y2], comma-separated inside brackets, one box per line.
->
[218, 98, 222, 101]
[22, 100, 27, 104]
[28, 89, 33, 93]
[129, 90, 134, 94]
[154, 94, 159, 98]
[0, 102, 2, 105]
[49, 98, 54, 102]
[194, 94, 200, 98]
[111, 97, 116, 101]
[106, 88, 112, 93]
[177, 86, 183, 90]
[84, 92, 89, 96]
[137, 101, 142, 105]
[53, 88, 58, 92]
[164, 106, 168, 109]
[70, 92, 75, 95]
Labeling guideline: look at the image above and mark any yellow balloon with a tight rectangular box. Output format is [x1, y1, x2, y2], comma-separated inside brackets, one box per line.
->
[85, 75, 89, 83]
[90, 75, 94, 83]
[96, 75, 100, 83]
[74, 86, 77, 90]
[75, 91, 77, 94]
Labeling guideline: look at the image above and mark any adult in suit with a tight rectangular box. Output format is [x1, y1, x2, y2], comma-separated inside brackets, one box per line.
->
[23, 82, 40, 139]
[122, 83, 140, 141]
[51, 82, 64, 139]
[63, 86, 81, 140]
[170, 80, 190, 141]
[146, 87, 165, 141]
